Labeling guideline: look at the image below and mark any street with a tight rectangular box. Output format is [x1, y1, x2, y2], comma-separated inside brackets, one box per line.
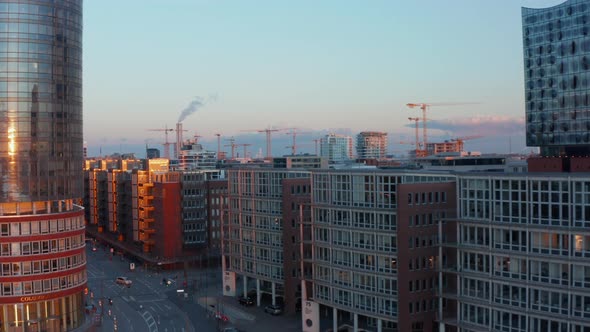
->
[84, 244, 219, 332]
[84, 243, 302, 332]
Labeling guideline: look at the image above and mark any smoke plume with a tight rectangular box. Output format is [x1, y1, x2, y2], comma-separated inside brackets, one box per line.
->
[178, 97, 205, 123]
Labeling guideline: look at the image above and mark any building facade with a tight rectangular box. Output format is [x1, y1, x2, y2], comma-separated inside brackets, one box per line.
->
[0, 1, 86, 330]
[441, 173, 590, 332]
[222, 169, 310, 307]
[523, 0, 590, 157]
[206, 179, 228, 257]
[312, 170, 455, 332]
[356, 132, 388, 160]
[321, 133, 353, 163]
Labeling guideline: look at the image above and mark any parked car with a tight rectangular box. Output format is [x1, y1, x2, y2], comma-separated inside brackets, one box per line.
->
[115, 276, 132, 287]
[264, 304, 283, 315]
[238, 296, 254, 306]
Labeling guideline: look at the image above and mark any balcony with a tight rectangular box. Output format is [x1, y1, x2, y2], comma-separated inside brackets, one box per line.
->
[140, 206, 155, 212]
[143, 228, 156, 234]
[142, 218, 155, 223]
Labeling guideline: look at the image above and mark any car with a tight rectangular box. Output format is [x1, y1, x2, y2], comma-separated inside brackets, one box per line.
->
[238, 296, 254, 306]
[264, 304, 283, 315]
[115, 276, 132, 287]
[222, 328, 240, 332]
[84, 304, 97, 314]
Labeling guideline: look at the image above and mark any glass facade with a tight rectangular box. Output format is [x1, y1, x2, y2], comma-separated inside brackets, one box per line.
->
[523, 0, 590, 156]
[356, 132, 387, 160]
[0, 0, 83, 202]
[448, 174, 590, 332]
[0, 1, 85, 331]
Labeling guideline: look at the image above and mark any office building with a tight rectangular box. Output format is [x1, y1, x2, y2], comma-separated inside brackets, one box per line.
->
[206, 179, 228, 256]
[0, 1, 86, 330]
[273, 155, 328, 169]
[357, 132, 388, 160]
[312, 170, 455, 332]
[221, 169, 310, 308]
[440, 173, 590, 332]
[146, 148, 160, 159]
[523, 0, 590, 157]
[321, 133, 354, 163]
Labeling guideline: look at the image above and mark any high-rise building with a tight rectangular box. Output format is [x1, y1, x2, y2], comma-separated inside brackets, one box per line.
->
[356, 132, 388, 160]
[0, 1, 86, 330]
[523, 0, 590, 157]
[320, 133, 353, 163]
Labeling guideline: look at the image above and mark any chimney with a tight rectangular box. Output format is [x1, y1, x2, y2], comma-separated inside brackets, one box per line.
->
[175, 122, 183, 159]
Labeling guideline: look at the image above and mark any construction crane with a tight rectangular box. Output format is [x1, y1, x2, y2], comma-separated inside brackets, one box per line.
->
[406, 102, 479, 152]
[450, 135, 484, 152]
[224, 137, 237, 160]
[285, 128, 310, 155]
[408, 117, 421, 153]
[235, 143, 252, 158]
[242, 127, 290, 160]
[147, 125, 174, 159]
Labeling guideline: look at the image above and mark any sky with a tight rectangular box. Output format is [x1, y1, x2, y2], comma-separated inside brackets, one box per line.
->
[83, 0, 567, 158]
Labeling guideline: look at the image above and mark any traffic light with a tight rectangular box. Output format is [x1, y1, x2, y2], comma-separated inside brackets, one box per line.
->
[84, 287, 88, 295]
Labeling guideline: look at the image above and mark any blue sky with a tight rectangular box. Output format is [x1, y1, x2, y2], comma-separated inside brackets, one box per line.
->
[83, 0, 566, 157]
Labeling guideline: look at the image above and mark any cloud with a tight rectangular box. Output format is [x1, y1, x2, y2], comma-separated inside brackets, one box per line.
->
[408, 115, 525, 137]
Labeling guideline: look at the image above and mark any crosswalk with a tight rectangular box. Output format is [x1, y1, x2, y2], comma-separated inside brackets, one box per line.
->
[141, 310, 159, 332]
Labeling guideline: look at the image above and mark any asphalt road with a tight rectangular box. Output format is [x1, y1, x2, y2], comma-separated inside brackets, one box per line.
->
[85, 245, 220, 332]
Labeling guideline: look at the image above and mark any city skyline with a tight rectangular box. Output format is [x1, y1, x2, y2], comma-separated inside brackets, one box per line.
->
[84, 1, 565, 157]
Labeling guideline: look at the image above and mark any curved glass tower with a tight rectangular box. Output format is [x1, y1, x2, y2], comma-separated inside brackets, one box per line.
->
[0, 1, 86, 330]
[523, 0, 590, 156]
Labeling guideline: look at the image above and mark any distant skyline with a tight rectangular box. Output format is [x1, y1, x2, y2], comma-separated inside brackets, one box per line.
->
[83, 0, 566, 158]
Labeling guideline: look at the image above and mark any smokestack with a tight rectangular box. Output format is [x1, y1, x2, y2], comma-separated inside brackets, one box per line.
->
[175, 122, 183, 159]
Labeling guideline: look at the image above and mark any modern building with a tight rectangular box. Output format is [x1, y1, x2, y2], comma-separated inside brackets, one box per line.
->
[146, 148, 160, 159]
[221, 169, 310, 308]
[321, 133, 354, 163]
[221, 167, 458, 332]
[440, 173, 590, 332]
[177, 137, 217, 170]
[356, 132, 388, 160]
[84, 157, 226, 266]
[416, 153, 528, 173]
[311, 170, 456, 332]
[273, 155, 328, 169]
[0, 1, 86, 330]
[523, 0, 590, 157]
[206, 179, 228, 257]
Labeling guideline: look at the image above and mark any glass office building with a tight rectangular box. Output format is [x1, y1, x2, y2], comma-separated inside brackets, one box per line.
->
[523, 0, 590, 157]
[0, 1, 86, 331]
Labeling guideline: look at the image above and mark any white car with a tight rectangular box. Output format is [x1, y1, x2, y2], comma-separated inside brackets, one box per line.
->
[115, 277, 132, 287]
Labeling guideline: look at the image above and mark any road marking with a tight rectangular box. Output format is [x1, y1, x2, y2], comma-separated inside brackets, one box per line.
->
[164, 304, 172, 310]
[121, 296, 129, 302]
[129, 295, 136, 301]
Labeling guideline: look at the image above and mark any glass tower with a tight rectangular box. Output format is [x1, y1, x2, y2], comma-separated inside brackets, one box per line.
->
[0, 1, 86, 331]
[523, 0, 590, 157]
